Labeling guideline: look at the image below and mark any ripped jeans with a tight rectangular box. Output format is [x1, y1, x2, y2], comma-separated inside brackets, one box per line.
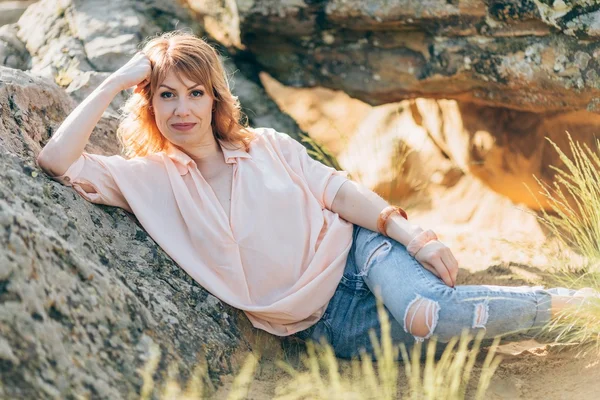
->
[293, 225, 558, 359]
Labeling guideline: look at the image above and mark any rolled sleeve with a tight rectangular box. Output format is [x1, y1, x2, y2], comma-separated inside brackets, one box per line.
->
[44, 152, 131, 212]
[323, 173, 350, 210]
[270, 129, 350, 210]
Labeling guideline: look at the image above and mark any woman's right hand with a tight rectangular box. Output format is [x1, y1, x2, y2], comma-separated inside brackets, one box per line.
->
[108, 52, 152, 92]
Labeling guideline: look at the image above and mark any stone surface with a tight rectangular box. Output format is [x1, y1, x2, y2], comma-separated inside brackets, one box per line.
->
[12, 0, 338, 165]
[189, 0, 600, 113]
[0, 66, 253, 398]
[0, 0, 344, 398]
[338, 100, 462, 203]
[0, 23, 30, 70]
[335, 96, 600, 210]
[15, 0, 200, 115]
[0, 0, 37, 27]
[455, 103, 600, 209]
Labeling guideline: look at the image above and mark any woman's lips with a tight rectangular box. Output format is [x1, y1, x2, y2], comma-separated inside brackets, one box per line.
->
[171, 123, 197, 131]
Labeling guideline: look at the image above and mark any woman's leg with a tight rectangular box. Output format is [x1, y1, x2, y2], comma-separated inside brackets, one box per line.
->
[355, 227, 562, 343]
[297, 226, 595, 359]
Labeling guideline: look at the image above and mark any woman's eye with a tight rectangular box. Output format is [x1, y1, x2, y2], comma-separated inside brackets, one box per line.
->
[159, 90, 203, 98]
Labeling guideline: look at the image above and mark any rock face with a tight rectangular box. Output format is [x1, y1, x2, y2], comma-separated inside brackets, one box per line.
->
[192, 0, 600, 113]
[337, 97, 600, 210]
[0, 66, 253, 398]
[188, 0, 600, 208]
[338, 100, 462, 203]
[0, 0, 343, 398]
[0, 0, 36, 27]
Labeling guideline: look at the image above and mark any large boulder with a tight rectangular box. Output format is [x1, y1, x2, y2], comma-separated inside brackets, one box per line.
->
[453, 102, 600, 209]
[188, 0, 600, 209]
[189, 0, 600, 113]
[0, 0, 344, 397]
[10, 0, 338, 165]
[0, 66, 252, 399]
[14, 0, 200, 115]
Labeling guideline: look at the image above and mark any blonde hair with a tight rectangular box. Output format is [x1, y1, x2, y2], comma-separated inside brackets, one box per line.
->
[117, 30, 255, 158]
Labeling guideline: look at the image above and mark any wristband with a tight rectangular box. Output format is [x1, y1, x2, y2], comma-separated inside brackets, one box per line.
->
[407, 229, 438, 257]
[377, 205, 408, 237]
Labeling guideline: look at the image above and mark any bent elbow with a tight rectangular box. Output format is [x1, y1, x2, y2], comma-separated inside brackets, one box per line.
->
[36, 151, 64, 177]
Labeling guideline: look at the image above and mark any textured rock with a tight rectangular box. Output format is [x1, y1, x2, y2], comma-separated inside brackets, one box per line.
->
[15, 0, 200, 115]
[338, 100, 462, 203]
[336, 96, 600, 209]
[455, 103, 600, 209]
[190, 0, 600, 113]
[187, 0, 600, 208]
[0, 66, 253, 398]
[12, 0, 338, 165]
[0, 0, 345, 398]
[0, 0, 36, 27]
[0, 23, 29, 70]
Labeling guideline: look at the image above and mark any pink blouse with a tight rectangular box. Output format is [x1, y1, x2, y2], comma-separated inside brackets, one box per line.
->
[45, 127, 354, 335]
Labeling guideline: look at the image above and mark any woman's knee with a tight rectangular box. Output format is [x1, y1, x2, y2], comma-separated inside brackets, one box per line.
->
[402, 288, 487, 342]
[403, 294, 441, 340]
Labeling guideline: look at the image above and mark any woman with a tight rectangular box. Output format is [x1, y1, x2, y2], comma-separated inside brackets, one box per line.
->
[37, 31, 594, 359]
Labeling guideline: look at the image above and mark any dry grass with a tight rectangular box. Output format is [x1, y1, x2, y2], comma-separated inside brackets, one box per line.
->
[272, 300, 501, 400]
[136, 300, 502, 399]
[531, 132, 600, 354]
[534, 133, 600, 264]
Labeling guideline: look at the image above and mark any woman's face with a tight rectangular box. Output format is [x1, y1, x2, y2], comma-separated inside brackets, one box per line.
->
[151, 70, 214, 147]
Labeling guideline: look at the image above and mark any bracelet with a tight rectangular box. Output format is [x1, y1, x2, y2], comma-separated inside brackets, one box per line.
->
[377, 205, 408, 237]
[407, 229, 438, 257]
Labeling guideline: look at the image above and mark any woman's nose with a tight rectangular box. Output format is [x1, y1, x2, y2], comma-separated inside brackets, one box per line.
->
[174, 100, 191, 116]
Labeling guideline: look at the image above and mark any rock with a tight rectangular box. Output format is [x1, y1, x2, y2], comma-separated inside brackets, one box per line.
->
[0, 0, 37, 27]
[0, 23, 30, 70]
[338, 100, 461, 203]
[260, 72, 372, 156]
[191, 0, 600, 210]
[191, 0, 600, 113]
[12, 0, 339, 166]
[0, 0, 346, 396]
[0, 66, 253, 398]
[334, 94, 600, 210]
[15, 0, 201, 114]
[404, 99, 600, 210]
[456, 104, 600, 209]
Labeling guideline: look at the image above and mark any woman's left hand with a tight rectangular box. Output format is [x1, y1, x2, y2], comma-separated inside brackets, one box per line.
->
[413, 240, 459, 287]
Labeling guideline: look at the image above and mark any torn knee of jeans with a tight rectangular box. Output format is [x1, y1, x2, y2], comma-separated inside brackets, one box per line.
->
[472, 299, 490, 329]
[403, 294, 441, 342]
[358, 240, 391, 277]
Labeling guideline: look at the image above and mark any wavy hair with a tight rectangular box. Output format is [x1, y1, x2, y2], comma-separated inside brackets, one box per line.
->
[117, 30, 254, 158]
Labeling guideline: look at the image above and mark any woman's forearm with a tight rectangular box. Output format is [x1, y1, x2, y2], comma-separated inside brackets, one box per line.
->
[330, 180, 423, 246]
[36, 78, 123, 176]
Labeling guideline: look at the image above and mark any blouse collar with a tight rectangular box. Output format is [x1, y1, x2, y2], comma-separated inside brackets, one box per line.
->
[165, 140, 251, 175]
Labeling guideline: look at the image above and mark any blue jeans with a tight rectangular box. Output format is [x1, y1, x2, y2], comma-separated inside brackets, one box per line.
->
[293, 225, 558, 359]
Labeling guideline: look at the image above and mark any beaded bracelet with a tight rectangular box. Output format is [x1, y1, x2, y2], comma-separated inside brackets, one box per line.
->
[377, 205, 408, 237]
